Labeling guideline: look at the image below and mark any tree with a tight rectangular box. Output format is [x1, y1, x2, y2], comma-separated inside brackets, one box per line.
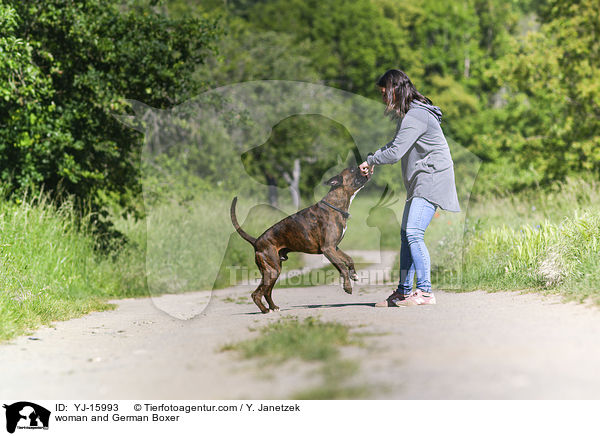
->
[233, 0, 416, 95]
[0, 0, 221, 226]
[194, 18, 319, 88]
[467, 0, 600, 193]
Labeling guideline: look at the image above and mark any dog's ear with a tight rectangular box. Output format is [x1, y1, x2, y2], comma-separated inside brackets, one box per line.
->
[324, 174, 343, 187]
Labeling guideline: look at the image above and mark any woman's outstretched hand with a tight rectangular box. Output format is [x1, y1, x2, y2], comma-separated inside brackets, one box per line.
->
[359, 161, 373, 178]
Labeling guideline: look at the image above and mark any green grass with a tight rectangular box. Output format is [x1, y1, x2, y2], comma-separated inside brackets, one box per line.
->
[221, 316, 370, 399]
[221, 295, 251, 305]
[457, 209, 600, 302]
[291, 359, 370, 400]
[221, 316, 359, 362]
[0, 194, 146, 341]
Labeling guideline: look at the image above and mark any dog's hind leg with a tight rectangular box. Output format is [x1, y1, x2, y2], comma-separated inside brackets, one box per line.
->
[264, 280, 280, 312]
[322, 246, 353, 294]
[253, 248, 281, 313]
[264, 251, 282, 312]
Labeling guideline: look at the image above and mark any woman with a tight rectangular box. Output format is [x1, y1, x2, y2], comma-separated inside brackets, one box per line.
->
[359, 69, 460, 307]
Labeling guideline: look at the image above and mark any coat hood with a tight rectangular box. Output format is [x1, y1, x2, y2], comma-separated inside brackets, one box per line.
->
[410, 100, 443, 123]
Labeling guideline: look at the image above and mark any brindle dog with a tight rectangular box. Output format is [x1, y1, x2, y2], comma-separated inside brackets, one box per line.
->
[230, 167, 369, 313]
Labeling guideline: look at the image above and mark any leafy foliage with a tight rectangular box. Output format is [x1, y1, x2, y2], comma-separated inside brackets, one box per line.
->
[3, 0, 598, 210]
[0, 0, 221, 219]
[468, 0, 599, 194]
[174, 0, 591, 197]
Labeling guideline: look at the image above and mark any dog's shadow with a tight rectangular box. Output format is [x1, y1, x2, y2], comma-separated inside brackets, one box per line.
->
[293, 302, 376, 309]
[236, 302, 376, 316]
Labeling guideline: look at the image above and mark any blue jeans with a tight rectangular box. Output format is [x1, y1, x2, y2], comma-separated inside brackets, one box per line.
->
[396, 197, 437, 295]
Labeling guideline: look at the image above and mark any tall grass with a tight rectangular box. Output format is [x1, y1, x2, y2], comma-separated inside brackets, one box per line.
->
[460, 211, 600, 298]
[0, 194, 146, 340]
[436, 177, 600, 303]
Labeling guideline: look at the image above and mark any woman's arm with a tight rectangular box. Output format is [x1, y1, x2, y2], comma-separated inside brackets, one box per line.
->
[366, 113, 428, 166]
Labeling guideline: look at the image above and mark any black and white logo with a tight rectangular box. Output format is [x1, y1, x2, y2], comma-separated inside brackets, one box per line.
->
[3, 402, 50, 434]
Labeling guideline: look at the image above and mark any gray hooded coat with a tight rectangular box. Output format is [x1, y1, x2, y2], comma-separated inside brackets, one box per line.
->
[366, 100, 461, 212]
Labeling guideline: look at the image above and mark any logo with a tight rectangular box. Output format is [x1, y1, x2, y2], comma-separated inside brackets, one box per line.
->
[3, 402, 50, 434]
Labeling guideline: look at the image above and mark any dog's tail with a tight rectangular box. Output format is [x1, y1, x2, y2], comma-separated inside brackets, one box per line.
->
[230, 197, 257, 246]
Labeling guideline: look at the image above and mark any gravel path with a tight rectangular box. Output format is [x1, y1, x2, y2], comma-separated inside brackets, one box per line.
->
[1, 250, 599, 399]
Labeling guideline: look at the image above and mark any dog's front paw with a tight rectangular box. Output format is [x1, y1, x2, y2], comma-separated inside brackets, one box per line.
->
[350, 272, 358, 281]
[343, 286, 353, 295]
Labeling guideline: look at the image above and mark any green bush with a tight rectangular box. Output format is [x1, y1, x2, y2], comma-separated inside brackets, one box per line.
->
[0, 0, 221, 215]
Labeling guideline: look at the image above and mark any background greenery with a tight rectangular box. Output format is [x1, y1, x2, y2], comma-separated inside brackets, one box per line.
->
[0, 0, 598, 339]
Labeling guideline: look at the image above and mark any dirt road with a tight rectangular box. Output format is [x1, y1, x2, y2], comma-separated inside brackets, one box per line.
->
[1, 250, 599, 399]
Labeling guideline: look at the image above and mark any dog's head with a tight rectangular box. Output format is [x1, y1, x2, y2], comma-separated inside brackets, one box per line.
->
[323, 166, 369, 196]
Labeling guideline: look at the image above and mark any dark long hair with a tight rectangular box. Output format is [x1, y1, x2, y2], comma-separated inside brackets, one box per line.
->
[377, 69, 432, 120]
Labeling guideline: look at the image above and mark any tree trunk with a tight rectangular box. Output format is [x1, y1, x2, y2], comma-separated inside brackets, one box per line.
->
[282, 158, 301, 210]
[265, 174, 279, 208]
